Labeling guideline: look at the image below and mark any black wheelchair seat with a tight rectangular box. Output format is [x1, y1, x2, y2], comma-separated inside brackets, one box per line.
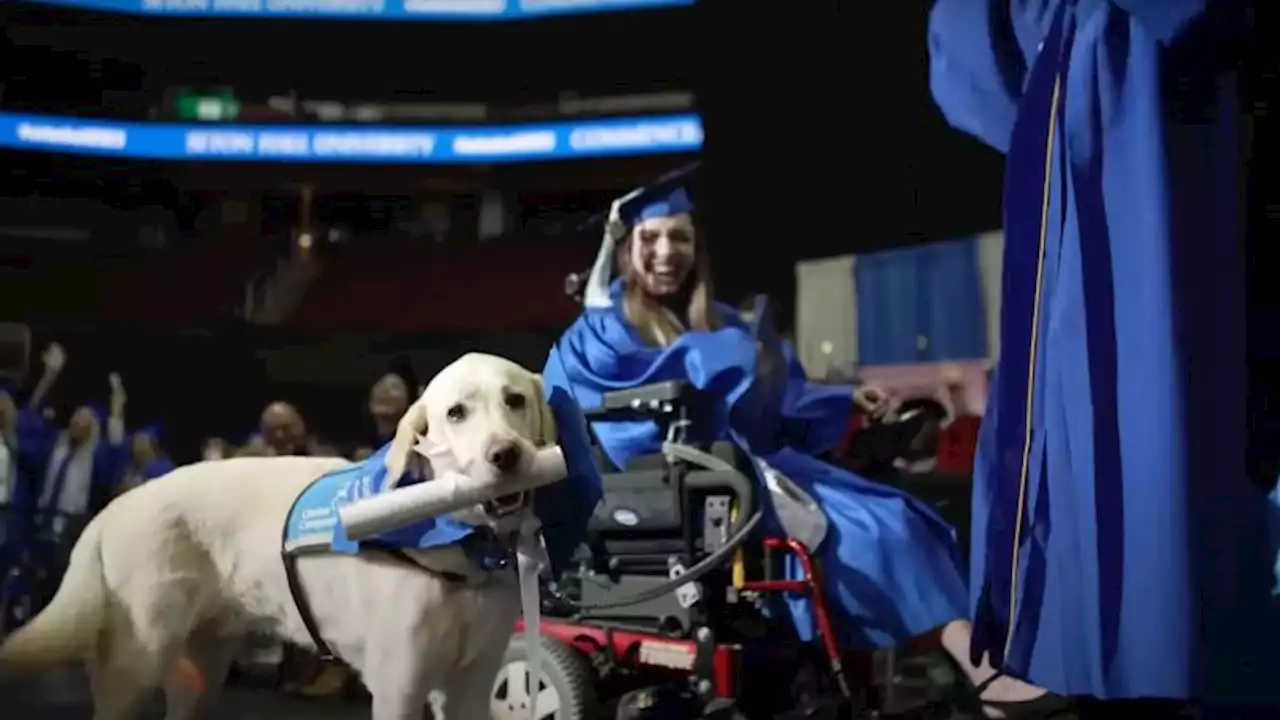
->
[567, 379, 760, 632]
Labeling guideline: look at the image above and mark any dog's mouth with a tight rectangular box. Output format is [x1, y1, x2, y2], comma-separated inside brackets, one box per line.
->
[484, 491, 529, 518]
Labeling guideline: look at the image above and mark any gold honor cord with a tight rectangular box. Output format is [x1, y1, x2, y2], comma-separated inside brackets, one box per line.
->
[1003, 71, 1063, 664]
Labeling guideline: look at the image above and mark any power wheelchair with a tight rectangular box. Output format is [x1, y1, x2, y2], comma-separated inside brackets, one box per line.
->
[491, 291, 961, 720]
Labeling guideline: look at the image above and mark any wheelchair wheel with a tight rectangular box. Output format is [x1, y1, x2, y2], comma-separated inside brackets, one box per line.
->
[491, 634, 599, 720]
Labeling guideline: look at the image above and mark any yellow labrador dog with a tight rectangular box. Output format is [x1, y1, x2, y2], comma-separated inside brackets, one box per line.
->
[0, 353, 554, 720]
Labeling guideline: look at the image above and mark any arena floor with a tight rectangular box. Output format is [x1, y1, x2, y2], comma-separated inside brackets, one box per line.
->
[2, 665, 978, 719]
[1, 670, 370, 719]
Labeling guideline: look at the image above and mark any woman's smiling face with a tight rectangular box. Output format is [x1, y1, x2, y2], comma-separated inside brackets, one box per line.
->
[627, 212, 697, 298]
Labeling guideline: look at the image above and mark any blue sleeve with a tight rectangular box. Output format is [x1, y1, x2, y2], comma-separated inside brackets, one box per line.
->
[93, 439, 129, 505]
[15, 407, 54, 479]
[146, 457, 176, 480]
[533, 387, 604, 578]
[1110, 0, 1213, 44]
[929, 0, 1221, 153]
[927, 0, 1029, 153]
[778, 341, 855, 454]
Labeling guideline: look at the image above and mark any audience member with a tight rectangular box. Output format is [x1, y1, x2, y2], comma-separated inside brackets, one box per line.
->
[238, 400, 347, 695]
[0, 344, 65, 622]
[0, 387, 17, 509]
[201, 437, 231, 462]
[354, 366, 416, 459]
[0, 385, 17, 562]
[118, 429, 175, 493]
[258, 401, 309, 456]
[34, 368, 125, 538]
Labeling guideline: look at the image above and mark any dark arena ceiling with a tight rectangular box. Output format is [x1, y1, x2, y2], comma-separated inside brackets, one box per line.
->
[0, 0, 1007, 290]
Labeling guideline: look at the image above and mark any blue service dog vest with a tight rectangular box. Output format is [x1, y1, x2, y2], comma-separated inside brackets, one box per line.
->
[281, 445, 514, 570]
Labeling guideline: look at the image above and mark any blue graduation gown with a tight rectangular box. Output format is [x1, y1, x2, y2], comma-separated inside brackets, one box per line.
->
[1, 408, 54, 557]
[7, 408, 50, 507]
[930, 0, 1273, 703]
[143, 457, 176, 480]
[42, 438, 126, 518]
[543, 281, 967, 649]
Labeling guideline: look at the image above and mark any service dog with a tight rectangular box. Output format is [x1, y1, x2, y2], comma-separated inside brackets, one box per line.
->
[0, 352, 556, 720]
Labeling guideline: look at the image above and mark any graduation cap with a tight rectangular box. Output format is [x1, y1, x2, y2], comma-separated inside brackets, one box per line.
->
[582, 162, 701, 309]
[132, 421, 164, 442]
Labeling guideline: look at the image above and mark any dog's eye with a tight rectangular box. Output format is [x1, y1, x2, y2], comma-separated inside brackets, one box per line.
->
[446, 404, 467, 423]
[504, 393, 526, 411]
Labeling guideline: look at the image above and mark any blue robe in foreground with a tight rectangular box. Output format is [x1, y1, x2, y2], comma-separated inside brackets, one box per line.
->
[543, 281, 967, 649]
[931, 0, 1272, 704]
[284, 388, 601, 579]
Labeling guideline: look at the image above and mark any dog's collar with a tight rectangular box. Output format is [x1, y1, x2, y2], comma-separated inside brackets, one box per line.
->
[399, 545, 509, 586]
[411, 554, 508, 588]
[371, 528, 519, 586]
[377, 546, 492, 586]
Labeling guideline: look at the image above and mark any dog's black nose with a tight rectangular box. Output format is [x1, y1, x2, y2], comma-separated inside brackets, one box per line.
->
[487, 441, 523, 474]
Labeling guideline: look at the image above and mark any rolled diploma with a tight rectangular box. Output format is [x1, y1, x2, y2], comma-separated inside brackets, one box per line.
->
[339, 445, 567, 540]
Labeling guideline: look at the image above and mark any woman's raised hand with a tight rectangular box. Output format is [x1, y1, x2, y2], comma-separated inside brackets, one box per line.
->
[853, 386, 894, 422]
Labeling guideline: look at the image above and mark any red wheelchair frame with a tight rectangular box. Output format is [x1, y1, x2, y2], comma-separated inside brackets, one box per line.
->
[519, 535, 852, 708]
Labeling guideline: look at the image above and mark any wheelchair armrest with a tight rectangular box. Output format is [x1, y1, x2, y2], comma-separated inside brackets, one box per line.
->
[582, 380, 692, 420]
[672, 442, 757, 527]
[602, 379, 690, 410]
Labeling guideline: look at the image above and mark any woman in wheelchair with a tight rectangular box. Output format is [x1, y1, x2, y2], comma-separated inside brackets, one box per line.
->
[542, 180, 1056, 717]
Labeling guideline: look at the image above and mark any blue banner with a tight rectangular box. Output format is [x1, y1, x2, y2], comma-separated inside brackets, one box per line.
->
[20, 0, 693, 20]
[0, 110, 704, 163]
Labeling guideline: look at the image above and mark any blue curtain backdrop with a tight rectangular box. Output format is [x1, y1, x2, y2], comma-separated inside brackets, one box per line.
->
[855, 237, 988, 365]
[855, 247, 922, 366]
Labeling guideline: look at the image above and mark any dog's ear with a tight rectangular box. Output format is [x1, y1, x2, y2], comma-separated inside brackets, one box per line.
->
[384, 401, 428, 489]
[531, 374, 557, 448]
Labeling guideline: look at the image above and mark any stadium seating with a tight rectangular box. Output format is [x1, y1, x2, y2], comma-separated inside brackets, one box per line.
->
[100, 236, 273, 328]
[285, 241, 592, 333]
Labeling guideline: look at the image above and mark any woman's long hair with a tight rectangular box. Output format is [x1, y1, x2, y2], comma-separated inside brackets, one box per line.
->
[615, 224, 722, 346]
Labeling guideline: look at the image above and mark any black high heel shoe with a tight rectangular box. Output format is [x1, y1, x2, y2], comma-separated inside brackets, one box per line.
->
[967, 672, 1076, 719]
